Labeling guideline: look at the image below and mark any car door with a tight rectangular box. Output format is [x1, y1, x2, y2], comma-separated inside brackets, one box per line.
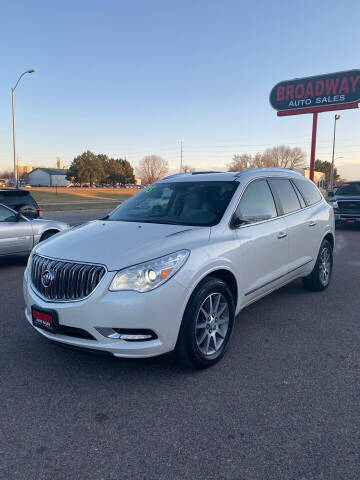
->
[0, 205, 33, 255]
[232, 179, 290, 302]
[269, 178, 320, 273]
[292, 177, 325, 257]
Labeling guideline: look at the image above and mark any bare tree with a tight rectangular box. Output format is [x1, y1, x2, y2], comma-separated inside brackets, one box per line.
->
[227, 154, 254, 172]
[137, 155, 168, 184]
[228, 145, 305, 172]
[182, 164, 194, 173]
[262, 146, 305, 169]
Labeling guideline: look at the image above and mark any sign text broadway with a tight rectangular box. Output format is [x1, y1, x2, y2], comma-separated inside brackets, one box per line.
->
[270, 70, 360, 111]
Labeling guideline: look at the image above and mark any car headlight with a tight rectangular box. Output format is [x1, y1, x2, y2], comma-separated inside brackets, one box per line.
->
[331, 201, 338, 209]
[109, 250, 190, 292]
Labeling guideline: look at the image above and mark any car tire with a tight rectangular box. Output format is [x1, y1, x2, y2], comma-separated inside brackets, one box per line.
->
[303, 239, 333, 292]
[175, 276, 235, 369]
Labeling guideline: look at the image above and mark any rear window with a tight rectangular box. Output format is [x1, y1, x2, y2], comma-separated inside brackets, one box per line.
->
[336, 182, 360, 196]
[293, 178, 322, 205]
[269, 179, 301, 215]
[0, 191, 37, 207]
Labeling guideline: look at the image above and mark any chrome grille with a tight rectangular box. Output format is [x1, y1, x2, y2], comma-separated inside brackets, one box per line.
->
[30, 254, 106, 301]
[338, 201, 360, 212]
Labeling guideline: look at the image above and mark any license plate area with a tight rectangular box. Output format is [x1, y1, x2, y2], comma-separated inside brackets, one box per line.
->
[31, 306, 59, 333]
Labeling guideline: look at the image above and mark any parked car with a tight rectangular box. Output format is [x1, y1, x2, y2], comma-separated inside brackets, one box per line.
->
[24, 169, 334, 368]
[0, 203, 69, 257]
[0, 189, 41, 219]
[328, 181, 360, 226]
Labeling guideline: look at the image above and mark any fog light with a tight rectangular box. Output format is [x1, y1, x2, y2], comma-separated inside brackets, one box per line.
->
[96, 327, 157, 342]
[109, 333, 152, 340]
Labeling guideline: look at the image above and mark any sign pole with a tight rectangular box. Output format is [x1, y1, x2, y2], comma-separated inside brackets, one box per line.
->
[309, 112, 318, 182]
[271, 70, 360, 183]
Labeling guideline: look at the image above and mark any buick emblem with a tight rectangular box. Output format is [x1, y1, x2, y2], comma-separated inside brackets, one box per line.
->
[41, 269, 55, 288]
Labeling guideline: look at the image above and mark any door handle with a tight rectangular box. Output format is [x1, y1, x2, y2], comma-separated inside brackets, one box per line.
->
[277, 231, 287, 239]
[309, 221, 317, 227]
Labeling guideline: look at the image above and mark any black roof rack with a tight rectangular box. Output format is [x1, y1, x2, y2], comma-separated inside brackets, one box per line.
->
[191, 171, 225, 175]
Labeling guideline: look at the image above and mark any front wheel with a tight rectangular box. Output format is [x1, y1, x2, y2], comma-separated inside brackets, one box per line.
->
[303, 239, 333, 291]
[175, 277, 235, 368]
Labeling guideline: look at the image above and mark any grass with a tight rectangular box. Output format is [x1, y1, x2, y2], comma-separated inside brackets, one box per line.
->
[28, 187, 137, 211]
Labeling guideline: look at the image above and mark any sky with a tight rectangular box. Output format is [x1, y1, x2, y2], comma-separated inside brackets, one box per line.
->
[1, 0, 360, 179]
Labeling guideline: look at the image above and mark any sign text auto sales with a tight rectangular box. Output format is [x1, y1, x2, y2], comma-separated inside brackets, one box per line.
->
[270, 70, 360, 111]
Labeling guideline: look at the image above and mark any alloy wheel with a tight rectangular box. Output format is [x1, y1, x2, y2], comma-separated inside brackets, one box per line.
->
[319, 247, 331, 286]
[195, 292, 230, 356]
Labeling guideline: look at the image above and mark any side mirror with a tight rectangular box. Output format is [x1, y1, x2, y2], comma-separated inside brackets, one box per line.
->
[327, 191, 334, 198]
[16, 212, 27, 221]
[230, 214, 245, 229]
[231, 207, 273, 228]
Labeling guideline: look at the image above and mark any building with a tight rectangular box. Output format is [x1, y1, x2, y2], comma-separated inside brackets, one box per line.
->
[28, 168, 69, 187]
[56, 157, 64, 169]
[296, 168, 326, 188]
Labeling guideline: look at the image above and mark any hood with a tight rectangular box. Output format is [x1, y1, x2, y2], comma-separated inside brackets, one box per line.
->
[35, 220, 210, 271]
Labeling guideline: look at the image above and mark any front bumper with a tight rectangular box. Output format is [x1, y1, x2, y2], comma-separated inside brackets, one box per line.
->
[334, 213, 360, 224]
[23, 268, 188, 358]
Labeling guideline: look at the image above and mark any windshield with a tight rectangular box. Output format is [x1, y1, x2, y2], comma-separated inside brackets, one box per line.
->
[336, 182, 360, 196]
[107, 181, 238, 226]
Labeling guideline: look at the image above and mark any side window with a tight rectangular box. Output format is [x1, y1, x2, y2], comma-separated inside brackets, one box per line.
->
[236, 180, 277, 224]
[291, 181, 306, 208]
[269, 179, 301, 215]
[0, 205, 17, 222]
[293, 178, 322, 205]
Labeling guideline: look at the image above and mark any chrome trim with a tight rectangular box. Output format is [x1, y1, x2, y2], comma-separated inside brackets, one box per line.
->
[244, 259, 313, 296]
[30, 254, 107, 303]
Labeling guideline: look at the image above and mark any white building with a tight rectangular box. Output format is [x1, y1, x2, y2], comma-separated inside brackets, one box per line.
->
[28, 168, 69, 187]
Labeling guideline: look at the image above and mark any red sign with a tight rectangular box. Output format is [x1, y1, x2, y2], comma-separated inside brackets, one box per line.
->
[270, 70, 360, 113]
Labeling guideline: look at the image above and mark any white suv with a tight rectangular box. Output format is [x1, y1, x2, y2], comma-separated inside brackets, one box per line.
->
[23, 169, 335, 368]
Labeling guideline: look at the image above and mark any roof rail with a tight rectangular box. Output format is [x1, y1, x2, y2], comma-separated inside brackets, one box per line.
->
[234, 167, 302, 177]
[191, 171, 225, 175]
[161, 172, 191, 180]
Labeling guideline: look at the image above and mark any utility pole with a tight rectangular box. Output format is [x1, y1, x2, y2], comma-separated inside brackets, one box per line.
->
[180, 141, 183, 172]
[330, 114, 340, 191]
[11, 69, 36, 188]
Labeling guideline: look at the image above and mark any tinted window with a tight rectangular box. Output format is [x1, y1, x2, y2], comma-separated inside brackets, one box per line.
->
[293, 178, 322, 205]
[0, 191, 37, 207]
[0, 205, 17, 222]
[108, 181, 238, 226]
[236, 180, 277, 223]
[291, 181, 306, 208]
[269, 179, 301, 214]
[336, 182, 360, 196]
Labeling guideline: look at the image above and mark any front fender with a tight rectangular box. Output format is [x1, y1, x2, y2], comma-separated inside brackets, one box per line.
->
[175, 251, 241, 313]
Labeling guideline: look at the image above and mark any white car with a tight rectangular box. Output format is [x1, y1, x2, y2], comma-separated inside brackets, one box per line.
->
[0, 203, 69, 257]
[23, 169, 335, 368]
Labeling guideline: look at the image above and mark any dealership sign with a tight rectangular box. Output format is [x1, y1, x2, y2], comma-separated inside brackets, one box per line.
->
[270, 70, 360, 112]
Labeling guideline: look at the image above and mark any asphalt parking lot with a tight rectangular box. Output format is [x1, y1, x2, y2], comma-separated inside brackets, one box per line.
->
[1, 213, 360, 480]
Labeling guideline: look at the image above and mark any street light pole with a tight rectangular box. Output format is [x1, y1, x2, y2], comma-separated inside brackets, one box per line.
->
[330, 114, 340, 191]
[11, 69, 36, 188]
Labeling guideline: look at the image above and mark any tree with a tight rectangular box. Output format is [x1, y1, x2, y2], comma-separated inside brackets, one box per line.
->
[106, 158, 135, 186]
[314, 159, 340, 185]
[118, 159, 135, 184]
[228, 145, 306, 172]
[228, 154, 254, 172]
[137, 155, 168, 184]
[182, 164, 195, 173]
[67, 151, 107, 186]
[0, 170, 14, 180]
[261, 146, 305, 169]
